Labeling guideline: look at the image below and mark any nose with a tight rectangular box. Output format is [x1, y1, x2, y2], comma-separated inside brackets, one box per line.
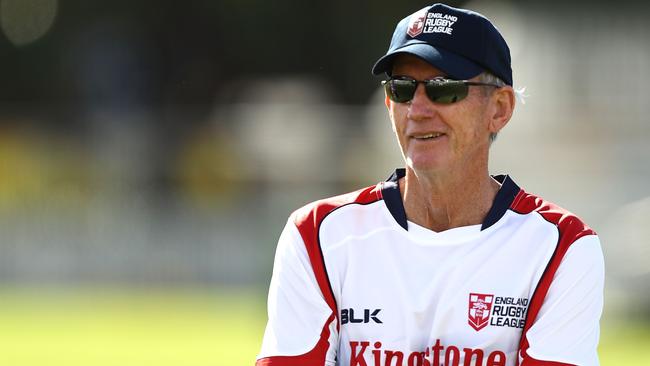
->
[407, 83, 436, 121]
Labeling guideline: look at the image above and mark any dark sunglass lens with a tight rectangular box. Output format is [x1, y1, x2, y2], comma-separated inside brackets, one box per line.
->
[425, 81, 469, 104]
[386, 79, 416, 103]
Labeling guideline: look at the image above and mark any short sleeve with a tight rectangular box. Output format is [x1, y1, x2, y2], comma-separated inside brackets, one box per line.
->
[256, 217, 338, 365]
[520, 234, 604, 365]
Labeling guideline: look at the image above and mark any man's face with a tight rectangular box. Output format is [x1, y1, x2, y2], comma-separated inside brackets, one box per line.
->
[386, 54, 495, 174]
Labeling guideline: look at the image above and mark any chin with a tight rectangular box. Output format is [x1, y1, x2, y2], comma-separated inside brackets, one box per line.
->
[406, 157, 449, 174]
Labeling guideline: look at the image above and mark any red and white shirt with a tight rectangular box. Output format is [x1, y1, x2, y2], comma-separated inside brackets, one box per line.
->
[257, 169, 604, 366]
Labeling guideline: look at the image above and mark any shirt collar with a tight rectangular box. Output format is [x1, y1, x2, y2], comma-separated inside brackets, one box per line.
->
[381, 168, 521, 231]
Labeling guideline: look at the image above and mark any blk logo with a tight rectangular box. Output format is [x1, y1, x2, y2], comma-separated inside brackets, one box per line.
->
[341, 308, 382, 325]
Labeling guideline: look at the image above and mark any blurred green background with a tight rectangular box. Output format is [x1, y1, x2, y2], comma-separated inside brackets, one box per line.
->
[0, 287, 648, 365]
[1, 0, 649, 364]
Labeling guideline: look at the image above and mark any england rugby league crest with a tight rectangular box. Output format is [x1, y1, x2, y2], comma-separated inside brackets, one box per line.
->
[406, 9, 427, 37]
[468, 293, 493, 331]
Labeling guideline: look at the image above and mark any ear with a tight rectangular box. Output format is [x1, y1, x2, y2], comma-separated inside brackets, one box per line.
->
[384, 91, 397, 132]
[385, 91, 394, 119]
[487, 86, 515, 135]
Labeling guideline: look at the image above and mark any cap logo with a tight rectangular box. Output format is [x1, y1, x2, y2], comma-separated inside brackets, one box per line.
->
[407, 10, 458, 38]
[423, 12, 457, 35]
[406, 9, 427, 37]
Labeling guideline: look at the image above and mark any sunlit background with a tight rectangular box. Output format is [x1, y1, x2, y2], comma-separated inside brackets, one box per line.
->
[1, 0, 649, 365]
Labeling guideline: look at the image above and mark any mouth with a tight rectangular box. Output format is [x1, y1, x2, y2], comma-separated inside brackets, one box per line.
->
[412, 132, 445, 141]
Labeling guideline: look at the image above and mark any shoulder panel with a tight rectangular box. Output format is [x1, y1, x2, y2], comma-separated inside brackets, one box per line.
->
[290, 183, 383, 329]
[511, 190, 598, 363]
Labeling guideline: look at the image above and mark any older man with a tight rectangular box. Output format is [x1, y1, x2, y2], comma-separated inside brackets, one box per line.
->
[257, 3, 603, 366]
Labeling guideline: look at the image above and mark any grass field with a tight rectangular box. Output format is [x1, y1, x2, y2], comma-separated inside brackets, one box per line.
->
[0, 286, 648, 365]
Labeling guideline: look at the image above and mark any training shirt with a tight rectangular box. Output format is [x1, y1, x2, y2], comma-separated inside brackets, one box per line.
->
[257, 169, 604, 366]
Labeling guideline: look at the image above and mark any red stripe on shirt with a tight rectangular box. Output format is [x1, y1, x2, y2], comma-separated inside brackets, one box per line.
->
[266, 184, 382, 364]
[511, 190, 595, 366]
[256, 313, 336, 366]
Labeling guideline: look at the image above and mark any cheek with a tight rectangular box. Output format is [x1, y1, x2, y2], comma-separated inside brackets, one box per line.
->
[451, 101, 490, 144]
[455, 120, 482, 145]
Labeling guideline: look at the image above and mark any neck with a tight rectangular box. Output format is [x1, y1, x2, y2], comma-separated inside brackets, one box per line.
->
[399, 165, 500, 232]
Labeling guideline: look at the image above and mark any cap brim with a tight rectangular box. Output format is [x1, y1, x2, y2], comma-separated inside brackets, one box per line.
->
[372, 42, 484, 80]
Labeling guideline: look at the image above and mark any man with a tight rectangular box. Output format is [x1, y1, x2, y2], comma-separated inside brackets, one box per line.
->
[256, 3, 604, 366]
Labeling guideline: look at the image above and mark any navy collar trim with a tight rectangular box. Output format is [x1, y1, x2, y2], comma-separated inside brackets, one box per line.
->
[381, 169, 521, 232]
[382, 169, 408, 230]
[481, 174, 521, 230]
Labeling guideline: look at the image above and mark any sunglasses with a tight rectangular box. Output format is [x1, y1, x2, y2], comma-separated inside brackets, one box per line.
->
[382, 76, 500, 104]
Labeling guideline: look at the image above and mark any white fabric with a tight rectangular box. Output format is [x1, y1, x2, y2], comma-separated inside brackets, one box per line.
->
[258, 218, 336, 360]
[258, 192, 603, 366]
[522, 235, 604, 366]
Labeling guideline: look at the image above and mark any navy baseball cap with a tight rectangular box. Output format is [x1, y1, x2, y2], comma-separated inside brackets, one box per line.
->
[372, 3, 512, 86]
